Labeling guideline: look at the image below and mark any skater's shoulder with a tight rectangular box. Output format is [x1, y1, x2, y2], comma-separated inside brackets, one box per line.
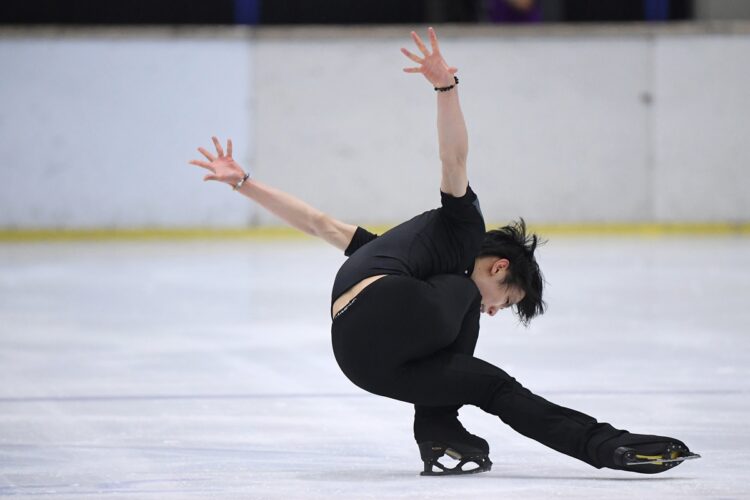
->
[344, 226, 379, 257]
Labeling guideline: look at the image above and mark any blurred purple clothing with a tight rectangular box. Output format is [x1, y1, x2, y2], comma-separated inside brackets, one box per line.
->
[486, 0, 542, 23]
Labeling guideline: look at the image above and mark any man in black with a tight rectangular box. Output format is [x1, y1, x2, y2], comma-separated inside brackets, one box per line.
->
[189, 27, 698, 475]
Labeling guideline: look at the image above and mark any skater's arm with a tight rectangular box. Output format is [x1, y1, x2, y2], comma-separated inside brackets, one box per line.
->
[401, 27, 468, 197]
[436, 79, 468, 198]
[189, 137, 357, 251]
[237, 179, 357, 251]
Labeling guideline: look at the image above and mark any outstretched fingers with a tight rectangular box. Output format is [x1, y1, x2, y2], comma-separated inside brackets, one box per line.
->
[403, 28, 451, 75]
[428, 27, 440, 54]
[188, 159, 218, 182]
[198, 147, 216, 162]
[411, 30, 430, 57]
[401, 47, 424, 73]
[227, 138, 233, 158]
[212, 136, 225, 157]
[401, 47, 423, 64]
[189, 159, 215, 172]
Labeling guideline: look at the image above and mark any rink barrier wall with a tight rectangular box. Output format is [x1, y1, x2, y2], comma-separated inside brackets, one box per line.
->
[1, 222, 748, 242]
[1, 24, 749, 228]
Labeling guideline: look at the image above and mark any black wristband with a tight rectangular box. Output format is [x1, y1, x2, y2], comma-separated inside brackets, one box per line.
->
[434, 76, 459, 92]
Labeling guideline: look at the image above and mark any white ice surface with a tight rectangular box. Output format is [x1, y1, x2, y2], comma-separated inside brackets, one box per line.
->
[0, 237, 748, 499]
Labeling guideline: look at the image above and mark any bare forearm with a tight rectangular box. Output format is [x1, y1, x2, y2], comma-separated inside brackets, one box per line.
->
[237, 179, 322, 235]
[236, 179, 354, 250]
[400, 28, 468, 196]
[437, 87, 469, 196]
[189, 137, 355, 250]
[437, 87, 468, 165]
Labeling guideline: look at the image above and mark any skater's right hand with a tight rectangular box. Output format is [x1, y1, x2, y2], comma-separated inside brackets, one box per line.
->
[189, 136, 247, 186]
[400, 27, 458, 89]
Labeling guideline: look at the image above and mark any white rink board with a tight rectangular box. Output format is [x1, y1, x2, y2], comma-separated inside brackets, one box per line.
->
[0, 237, 749, 499]
[0, 34, 255, 229]
[2, 26, 750, 228]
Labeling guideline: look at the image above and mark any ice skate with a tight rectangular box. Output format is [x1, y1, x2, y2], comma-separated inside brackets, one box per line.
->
[418, 441, 493, 476]
[415, 413, 492, 476]
[598, 432, 701, 474]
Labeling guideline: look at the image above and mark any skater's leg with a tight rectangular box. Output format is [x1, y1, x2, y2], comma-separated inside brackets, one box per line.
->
[409, 294, 494, 475]
[331, 274, 695, 472]
[414, 278, 481, 439]
[338, 274, 486, 450]
[410, 300, 492, 473]
[398, 350, 621, 468]
[383, 349, 697, 472]
[332, 274, 480, 391]
[332, 274, 491, 473]
[332, 274, 613, 467]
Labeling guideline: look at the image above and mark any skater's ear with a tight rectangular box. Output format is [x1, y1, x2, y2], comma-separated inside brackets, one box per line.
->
[491, 258, 510, 275]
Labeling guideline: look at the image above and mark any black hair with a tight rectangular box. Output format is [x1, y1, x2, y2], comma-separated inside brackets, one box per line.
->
[478, 218, 546, 326]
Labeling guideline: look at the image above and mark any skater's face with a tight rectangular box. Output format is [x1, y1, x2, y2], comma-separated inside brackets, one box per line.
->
[471, 257, 525, 317]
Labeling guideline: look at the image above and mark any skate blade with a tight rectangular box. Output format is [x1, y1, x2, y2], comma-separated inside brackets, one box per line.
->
[420, 448, 492, 477]
[625, 452, 701, 466]
[420, 458, 492, 476]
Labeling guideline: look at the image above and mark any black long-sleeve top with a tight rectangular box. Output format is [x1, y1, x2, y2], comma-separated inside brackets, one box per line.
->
[331, 185, 486, 304]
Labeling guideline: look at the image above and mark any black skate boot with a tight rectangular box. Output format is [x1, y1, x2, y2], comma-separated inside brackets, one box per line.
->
[594, 432, 701, 474]
[414, 410, 492, 476]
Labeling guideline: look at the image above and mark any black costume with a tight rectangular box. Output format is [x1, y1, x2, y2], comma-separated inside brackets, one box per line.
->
[330, 186, 694, 474]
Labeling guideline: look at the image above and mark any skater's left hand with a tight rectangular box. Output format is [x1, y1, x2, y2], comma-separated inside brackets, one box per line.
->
[401, 27, 458, 89]
[189, 136, 247, 186]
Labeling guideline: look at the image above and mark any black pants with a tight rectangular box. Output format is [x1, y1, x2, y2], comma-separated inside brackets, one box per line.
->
[331, 274, 622, 468]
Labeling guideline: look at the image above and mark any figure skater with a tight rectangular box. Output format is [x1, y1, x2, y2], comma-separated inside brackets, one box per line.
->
[189, 27, 699, 476]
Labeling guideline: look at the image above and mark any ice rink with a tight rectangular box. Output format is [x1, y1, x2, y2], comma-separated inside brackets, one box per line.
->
[1, 236, 748, 499]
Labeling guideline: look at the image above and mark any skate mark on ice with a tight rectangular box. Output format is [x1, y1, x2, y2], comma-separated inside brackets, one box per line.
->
[0, 392, 373, 404]
[0, 388, 746, 404]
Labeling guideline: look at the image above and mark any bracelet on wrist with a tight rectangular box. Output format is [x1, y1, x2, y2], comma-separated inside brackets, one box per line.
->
[434, 76, 459, 92]
[232, 172, 250, 191]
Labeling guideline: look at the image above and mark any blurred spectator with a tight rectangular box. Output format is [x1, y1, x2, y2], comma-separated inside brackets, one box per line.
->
[0, 0, 696, 25]
[562, 0, 692, 22]
[235, 0, 260, 25]
[486, 0, 542, 23]
[644, 0, 670, 21]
